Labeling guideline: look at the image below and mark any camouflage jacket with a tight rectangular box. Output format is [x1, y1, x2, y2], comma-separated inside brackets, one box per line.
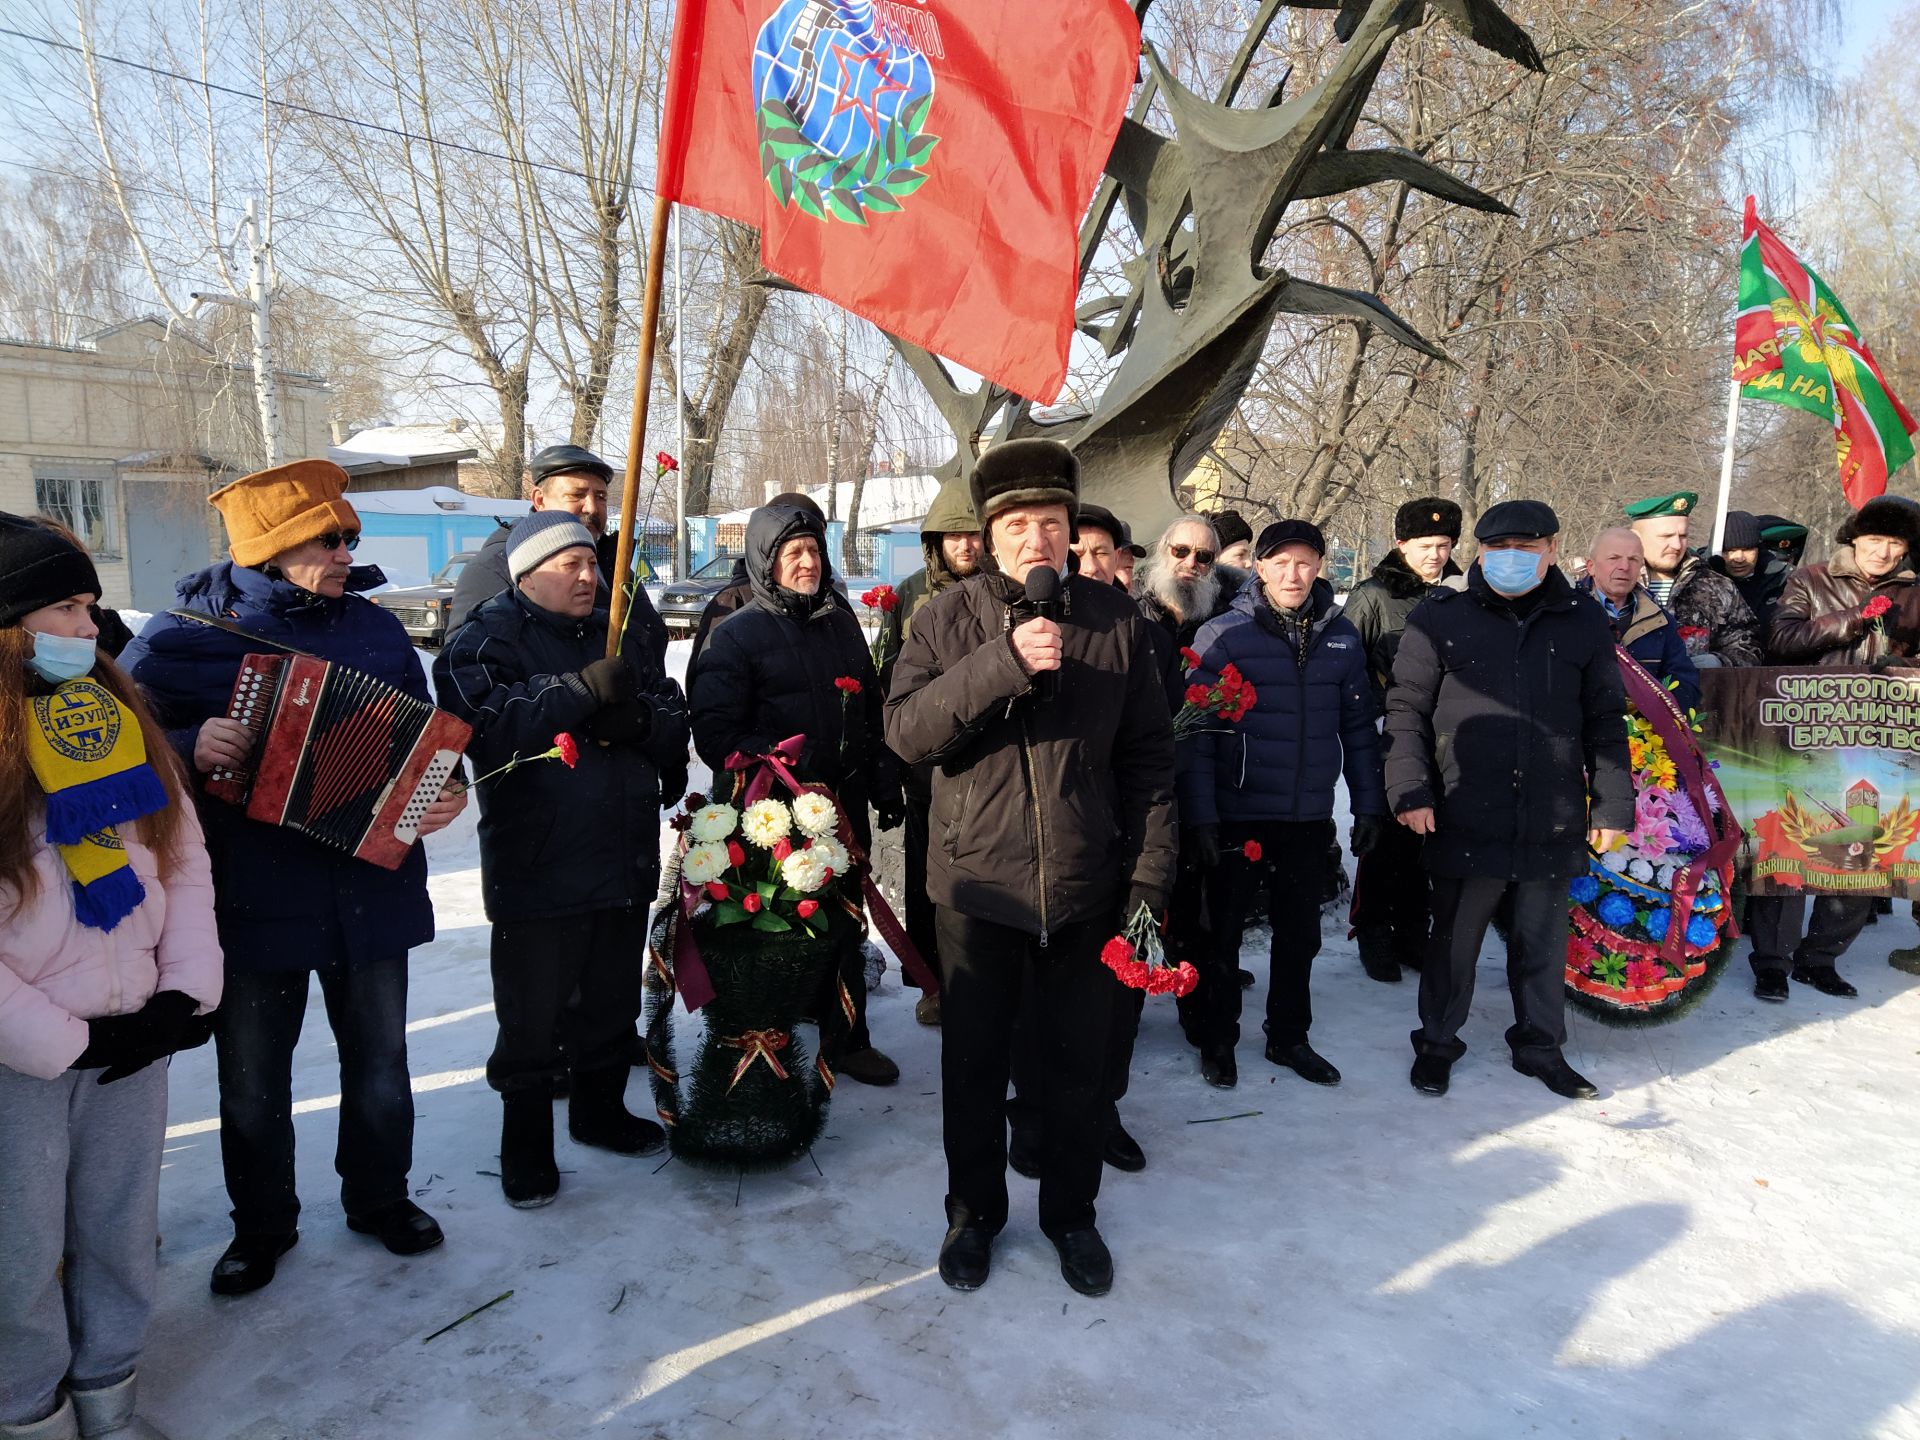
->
[1659, 553, 1763, 667]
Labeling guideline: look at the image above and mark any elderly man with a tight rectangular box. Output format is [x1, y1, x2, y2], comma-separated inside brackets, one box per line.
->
[885, 439, 1175, 1298]
[1112, 520, 1143, 591]
[1579, 527, 1702, 712]
[877, 477, 981, 1027]
[1071, 503, 1131, 588]
[1342, 498, 1463, 983]
[1181, 520, 1386, 1089]
[1135, 514, 1231, 692]
[436, 512, 689, 1207]
[123, 460, 466, 1294]
[1747, 497, 1920, 1002]
[1712, 510, 1795, 630]
[689, 491, 856, 667]
[1624, 491, 1762, 667]
[690, 504, 900, 1086]
[1385, 500, 1631, 1102]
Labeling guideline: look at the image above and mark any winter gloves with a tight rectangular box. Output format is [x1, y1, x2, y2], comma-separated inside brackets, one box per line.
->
[1189, 824, 1222, 869]
[1350, 814, 1387, 857]
[578, 655, 691, 755]
[73, 990, 211, 1085]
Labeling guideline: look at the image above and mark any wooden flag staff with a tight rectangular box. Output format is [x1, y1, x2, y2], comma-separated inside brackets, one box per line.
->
[608, 191, 674, 658]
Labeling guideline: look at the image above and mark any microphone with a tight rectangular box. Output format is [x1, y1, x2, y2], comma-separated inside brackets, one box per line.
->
[1024, 565, 1061, 701]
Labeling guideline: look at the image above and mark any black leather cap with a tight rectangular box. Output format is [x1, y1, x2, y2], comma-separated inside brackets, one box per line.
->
[1474, 499, 1559, 543]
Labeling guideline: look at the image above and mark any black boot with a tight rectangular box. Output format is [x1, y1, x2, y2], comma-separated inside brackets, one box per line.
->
[345, 1199, 444, 1255]
[1409, 1054, 1452, 1096]
[1356, 926, 1403, 983]
[939, 1211, 994, 1291]
[1200, 1043, 1237, 1089]
[500, 1094, 559, 1208]
[568, 1068, 666, 1156]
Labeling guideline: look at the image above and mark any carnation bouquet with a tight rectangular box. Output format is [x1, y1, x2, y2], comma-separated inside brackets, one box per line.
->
[1099, 902, 1198, 997]
[1175, 647, 1257, 739]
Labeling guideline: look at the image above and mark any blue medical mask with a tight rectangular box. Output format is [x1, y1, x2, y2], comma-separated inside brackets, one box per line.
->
[27, 631, 98, 684]
[1481, 549, 1544, 597]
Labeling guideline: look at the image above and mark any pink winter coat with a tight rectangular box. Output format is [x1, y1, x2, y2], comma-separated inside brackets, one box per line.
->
[0, 802, 224, 1080]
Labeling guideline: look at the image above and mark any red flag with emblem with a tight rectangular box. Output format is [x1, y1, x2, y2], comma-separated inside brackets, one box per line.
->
[657, 0, 1140, 403]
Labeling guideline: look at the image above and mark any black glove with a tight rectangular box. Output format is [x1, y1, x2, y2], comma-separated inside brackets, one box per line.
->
[1189, 824, 1221, 870]
[1350, 814, 1387, 858]
[1124, 886, 1164, 925]
[658, 763, 689, 811]
[578, 655, 641, 709]
[76, 991, 203, 1085]
[584, 697, 652, 743]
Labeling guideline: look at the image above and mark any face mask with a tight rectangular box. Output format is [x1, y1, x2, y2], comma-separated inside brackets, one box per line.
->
[27, 630, 98, 683]
[1481, 549, 1544, 597]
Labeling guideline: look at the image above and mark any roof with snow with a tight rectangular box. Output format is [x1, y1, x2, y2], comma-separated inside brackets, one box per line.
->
[349, 486, 529, 518]
[332, 423, 482, 472]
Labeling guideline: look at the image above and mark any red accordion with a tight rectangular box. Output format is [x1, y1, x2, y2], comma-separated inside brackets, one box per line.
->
[206, 653, 473, 870]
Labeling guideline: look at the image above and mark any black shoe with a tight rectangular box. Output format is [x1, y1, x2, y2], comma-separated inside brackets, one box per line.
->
[624, 1030, 650, 1068]
[1103, 1122, 1146, 1173]
[1754, 970, 1790, 1002]
[1512, 1053, 1599, 1100]
[1356, 926, 1403, 983]
[568, 1068, 667, 1156]
[1265, 1040, 1341, 1085]
[500, 1095, 559, 1209]
[1050, 1227, 1113, 1297]
[1237, 967, 1256, 989]
[1008, 1128, 1043, 1180]
[1791, 964, 1858, 998]
[1200, 1044, 1237, 1089]
[1410, 1055, 1451, 1096]
[938, 1219, 993, 1291]
[836, 1046, 901, 1086]
[209, 1231, 298, 1296]
[345, 1200, 444, 1256]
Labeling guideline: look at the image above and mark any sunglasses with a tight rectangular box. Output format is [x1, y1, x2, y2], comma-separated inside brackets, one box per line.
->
[1167, 544, 1216, 565]
[314, 531, 362, 553]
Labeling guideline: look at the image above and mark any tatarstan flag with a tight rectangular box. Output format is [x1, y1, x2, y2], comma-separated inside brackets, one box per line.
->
[657, 0, 1141, 403]
[1732, 196, 1917, 507]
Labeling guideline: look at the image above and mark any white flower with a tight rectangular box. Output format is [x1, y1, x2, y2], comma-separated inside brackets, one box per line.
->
[1600, 848, 1630, 874]
[690, 804, 738, 842]
[792, 792, 839, 837]
[781, 848, 831, 893]
[1654, 862, 1677, 889]
[741, 799, 793, 848]
[808, 835, 850, 876]
[681, 841, 729, 885]
[1626, 858, 1655, 882]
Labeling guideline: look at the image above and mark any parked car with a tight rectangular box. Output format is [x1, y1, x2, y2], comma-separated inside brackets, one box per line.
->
[656, 553, 746, 636]
[368, 551, 478, 649]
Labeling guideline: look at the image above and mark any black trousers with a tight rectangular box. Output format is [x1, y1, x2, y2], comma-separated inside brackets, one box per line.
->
[1416, 876, 1567, 1063]
[1746, 894, 1875, 976]
[903, 791, 940, 990]
[1007, 964, 1139, 1146]
[489, 909, 647, 1096]
[1195, 822, 1326, 1048]
[937, 907, 1117, 1237]
[1351, 819, 1430, 952]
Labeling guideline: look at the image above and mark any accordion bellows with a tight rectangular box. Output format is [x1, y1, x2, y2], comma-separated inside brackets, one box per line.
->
[207, 654, 473, 870]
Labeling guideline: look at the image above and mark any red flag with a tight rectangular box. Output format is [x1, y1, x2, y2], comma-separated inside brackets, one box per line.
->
[658, 0, 1141, 403]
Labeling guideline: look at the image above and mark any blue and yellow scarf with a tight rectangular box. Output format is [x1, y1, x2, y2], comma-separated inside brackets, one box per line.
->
[25, 679, 169, 931]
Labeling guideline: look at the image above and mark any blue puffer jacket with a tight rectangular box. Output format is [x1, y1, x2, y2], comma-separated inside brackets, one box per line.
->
[121, 562, 436, 971]
[1178, 578, 1387, 827]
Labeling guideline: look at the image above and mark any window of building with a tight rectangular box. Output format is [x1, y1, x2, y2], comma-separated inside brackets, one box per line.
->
[34, 466, 119, 558]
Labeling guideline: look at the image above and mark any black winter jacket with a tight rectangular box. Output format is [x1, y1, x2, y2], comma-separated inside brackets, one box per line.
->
[689, 508, 885, 829]
[434, 589, 688, 922]
[884, 569, 1177, 937]
[1341, 550, 1461, 701]
[1384, 565, 1632, 882]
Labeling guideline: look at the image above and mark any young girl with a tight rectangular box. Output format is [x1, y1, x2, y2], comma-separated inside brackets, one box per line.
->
[0, 515, 223, 1440]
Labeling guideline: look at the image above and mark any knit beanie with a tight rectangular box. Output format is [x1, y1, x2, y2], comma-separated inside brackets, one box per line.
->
[209, 459, 361, 567]
[508, 511, 598, 582]
[1718, 510, 1762, 551]
[0, 513, 103, 625]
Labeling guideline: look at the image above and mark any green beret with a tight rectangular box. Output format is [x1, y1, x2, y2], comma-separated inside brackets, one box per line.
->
[1759, 520, 1808, 545]
[1623, 491, 1700, 521]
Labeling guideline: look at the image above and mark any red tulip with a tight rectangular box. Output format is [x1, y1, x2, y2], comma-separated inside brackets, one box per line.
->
[726, 840, 747, 869]
[705, 880, 728, 901]
[743, 892, 763, 914]
[797, 899, 819, 919]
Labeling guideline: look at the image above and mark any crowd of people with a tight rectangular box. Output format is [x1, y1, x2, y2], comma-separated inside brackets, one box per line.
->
[4, 430, 1914, 1435]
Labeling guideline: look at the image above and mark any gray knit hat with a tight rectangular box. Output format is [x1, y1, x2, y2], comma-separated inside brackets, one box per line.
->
[508, 510, 597, 582]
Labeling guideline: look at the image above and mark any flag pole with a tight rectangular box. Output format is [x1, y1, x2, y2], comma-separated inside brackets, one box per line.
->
[1709, 374, 1741, 556]
[609, 191, 674, 658]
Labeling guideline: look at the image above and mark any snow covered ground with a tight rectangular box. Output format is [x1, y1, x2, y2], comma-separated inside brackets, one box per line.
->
[132, 645, 1920, 1439]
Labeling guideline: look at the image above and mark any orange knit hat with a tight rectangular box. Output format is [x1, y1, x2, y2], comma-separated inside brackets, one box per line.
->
[209, 459, 361, 567]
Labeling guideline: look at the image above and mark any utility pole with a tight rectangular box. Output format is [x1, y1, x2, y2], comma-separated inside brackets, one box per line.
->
[189, 197, 280, 466]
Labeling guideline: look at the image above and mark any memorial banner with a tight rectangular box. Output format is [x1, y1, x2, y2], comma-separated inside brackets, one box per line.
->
[1701, 666, 1920, 897]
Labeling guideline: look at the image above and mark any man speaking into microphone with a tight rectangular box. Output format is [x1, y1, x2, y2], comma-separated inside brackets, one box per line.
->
[885, 439, 1175, 1299]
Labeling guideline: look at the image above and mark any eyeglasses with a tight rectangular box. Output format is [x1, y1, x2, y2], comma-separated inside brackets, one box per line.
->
[314, 531, 361, 553]
[1167, 544, 1216, 565]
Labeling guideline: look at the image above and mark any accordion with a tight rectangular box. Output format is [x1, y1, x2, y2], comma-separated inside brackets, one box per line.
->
[206, 653, 473, 870]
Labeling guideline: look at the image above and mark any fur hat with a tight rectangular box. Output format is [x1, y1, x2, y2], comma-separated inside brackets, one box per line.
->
[1395, 498, 1462, 542]
[1839, 496, 1920, 552]
[508, 511, 598, 582]
[1210, 509, 1254, 550]
[210, 459, 361, 568]
[0, 513, 103, 626]
[970, 440, 1079, 528]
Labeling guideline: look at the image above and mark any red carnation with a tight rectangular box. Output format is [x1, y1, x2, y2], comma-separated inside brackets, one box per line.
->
[554, 733, 579, 768]
[861, 585, 899, 613]
[797, 899, 819, 919]
[834, 676, 863, 695]
[1171, 962, 1199, 998]
[726, 840, 747, 869]
[1101, 936, 1136, 968]
[656, 451, 679, 472]
[1179, 646, 1203, 670]
[743, 892, 764, 914]
[704, 880, 729, 901]
[1184, 683, 1210, 708]
[1242, 840, 1263, 862]
[1863, 595, 1893, 620]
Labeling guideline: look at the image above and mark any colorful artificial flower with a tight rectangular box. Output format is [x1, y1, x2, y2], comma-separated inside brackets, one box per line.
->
[809, 834, 850, 876]
[690, 803, 739, 842]
[781, 848, 832, 893]
[726, 840, 748, 868]
[704, 880, 729, 902]
[741, 799, 793, 848]
[743, 892, 764, 914]
[772, 837, 793, 864]
[681, 842, 729, 885]
[796, 899, 819, 919]
[792, 792, 839, 837]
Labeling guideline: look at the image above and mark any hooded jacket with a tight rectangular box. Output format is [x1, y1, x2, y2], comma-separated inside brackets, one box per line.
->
[877, 475, 978, 686]
[1384, 564, 1633, 882]
[1769, 544, 1920, 667]
[120, 561, 438, 970]
[1575, 577, 1702, 713]
[1179, 578, 1386, 828]
[689, 507, 885, 829]
[1341, 549, 1462, 701]
[884, 567, 1177, 937]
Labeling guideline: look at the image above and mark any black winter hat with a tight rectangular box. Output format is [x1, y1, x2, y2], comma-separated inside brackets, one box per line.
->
[1474, 499, 1559, 543]
[971, 439, 1079, 527]
[1395, 497, 1463, 542]
[0, 513, 103, 626]
[1255, 519, 1326, 558]
[1074, 503, 1128, 551]
[1718, 510, 1762, 551]
[767, 490, 827, 525]
[529, 443, 613, 487]
[1210, 509, 1254, 550]
[1837, 496, 1920, 552]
